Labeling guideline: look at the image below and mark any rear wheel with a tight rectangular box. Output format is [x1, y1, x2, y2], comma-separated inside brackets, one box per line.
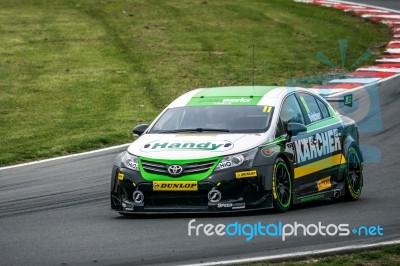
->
[344, 147, 363, 200]
[272, 158, 292, 212]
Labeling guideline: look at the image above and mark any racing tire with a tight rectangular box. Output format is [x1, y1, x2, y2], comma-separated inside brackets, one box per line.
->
[272, 157, 292, 212]
[344, 147, 363, 201]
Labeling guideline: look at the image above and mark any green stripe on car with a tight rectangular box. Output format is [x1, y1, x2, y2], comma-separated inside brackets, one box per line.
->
[186, 86, 279, 106]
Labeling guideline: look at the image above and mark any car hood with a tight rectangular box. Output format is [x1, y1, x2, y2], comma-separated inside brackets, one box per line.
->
[127, 133, 270, 160]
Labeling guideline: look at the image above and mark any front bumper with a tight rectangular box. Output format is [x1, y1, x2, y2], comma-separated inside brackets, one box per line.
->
[111, 165, 274, 213]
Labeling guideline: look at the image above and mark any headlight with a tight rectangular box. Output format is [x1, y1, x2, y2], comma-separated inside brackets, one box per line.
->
[121, 152, 139, 171]
[214, 148, 258, 171]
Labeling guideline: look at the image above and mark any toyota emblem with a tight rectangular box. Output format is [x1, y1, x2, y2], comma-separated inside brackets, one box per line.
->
[168, 165, 183, 176]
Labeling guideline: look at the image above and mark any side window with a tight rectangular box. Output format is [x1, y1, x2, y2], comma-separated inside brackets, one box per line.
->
[298, 93, 323, 124]
[279, 94, 305, 130]
[316, 98, 330, 119]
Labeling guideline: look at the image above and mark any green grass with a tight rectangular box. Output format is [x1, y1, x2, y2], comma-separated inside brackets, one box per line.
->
[244, 244, 400, 266]
[0, 0, 392, 165]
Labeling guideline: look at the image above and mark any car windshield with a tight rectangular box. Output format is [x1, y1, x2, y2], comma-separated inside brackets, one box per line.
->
[149, 105, 274, 133]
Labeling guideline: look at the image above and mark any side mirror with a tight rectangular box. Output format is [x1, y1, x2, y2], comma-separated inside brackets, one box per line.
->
[287, 122, 307, 137]
[133, 124, 149, 136]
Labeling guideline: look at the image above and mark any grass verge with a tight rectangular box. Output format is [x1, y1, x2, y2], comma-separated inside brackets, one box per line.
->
[0, 0, 392, 165]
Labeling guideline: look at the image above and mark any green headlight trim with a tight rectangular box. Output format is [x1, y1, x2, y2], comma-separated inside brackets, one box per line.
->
[138, 156, 222, 181]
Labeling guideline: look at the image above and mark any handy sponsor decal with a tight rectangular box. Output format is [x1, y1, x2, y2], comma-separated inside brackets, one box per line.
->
[292, 129, 341, 164]
[141, 140, 234, 152]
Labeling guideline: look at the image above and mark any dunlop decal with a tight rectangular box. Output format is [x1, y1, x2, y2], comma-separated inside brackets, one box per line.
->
[153, 181, 198, 191]
[235, 170, 257, 179]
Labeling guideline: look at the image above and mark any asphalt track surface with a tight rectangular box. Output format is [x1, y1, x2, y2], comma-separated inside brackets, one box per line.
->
[350, 0, 400, 11]
[1, 1, 400, 266]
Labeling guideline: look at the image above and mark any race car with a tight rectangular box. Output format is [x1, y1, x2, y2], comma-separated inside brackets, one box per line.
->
[110, 86, 363, 214]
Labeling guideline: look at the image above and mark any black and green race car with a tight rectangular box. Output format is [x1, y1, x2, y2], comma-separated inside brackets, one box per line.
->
[110, 86, 363, 214]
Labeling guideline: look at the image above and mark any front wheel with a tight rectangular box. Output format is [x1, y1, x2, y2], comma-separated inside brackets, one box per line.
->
[272, 158, 292, 212]
[344, 147, 363, 200]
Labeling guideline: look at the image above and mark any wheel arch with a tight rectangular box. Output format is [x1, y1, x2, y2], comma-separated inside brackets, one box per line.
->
[259, 151, 294, 191]
[342, 135, 364, 163]
[111, 152, 125, 193]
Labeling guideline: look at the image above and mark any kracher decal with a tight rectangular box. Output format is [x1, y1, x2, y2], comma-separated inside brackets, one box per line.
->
[293, 129, 341, 164]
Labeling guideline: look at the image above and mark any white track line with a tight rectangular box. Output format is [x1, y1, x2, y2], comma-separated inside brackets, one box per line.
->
[379, 21, 400, 25]
[0, 143, 130, 171]
[296, 0, 400, 14]
[387, 48, 400, 53]
[181, 239, 400, 266]
[328, 78, 380, 84]
[377, 58, 400, 63]
[362, 14, 400, 19]
[349, 10, 391, 14]
[357, 67, 400, 72]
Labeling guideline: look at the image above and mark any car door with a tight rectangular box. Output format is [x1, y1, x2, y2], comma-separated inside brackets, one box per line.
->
[292, 92, 344, 195]
[278, 93, 320, 196]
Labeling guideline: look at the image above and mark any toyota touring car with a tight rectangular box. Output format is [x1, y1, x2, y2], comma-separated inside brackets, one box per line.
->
[110, 86, 363, 214]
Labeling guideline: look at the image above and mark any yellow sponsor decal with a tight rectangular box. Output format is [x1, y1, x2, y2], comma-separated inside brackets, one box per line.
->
[294, 154, 346, 179]
[118, 172, 124, 180]
[317, 176, 332, 191]
[152, 181, 198, 191]
[235, 170, 258, 179]
[263, 106, 272, 113]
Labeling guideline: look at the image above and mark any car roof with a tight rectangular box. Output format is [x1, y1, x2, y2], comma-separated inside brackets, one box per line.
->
[168, 86, 314, 108]
[191, 86, 280, 97]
